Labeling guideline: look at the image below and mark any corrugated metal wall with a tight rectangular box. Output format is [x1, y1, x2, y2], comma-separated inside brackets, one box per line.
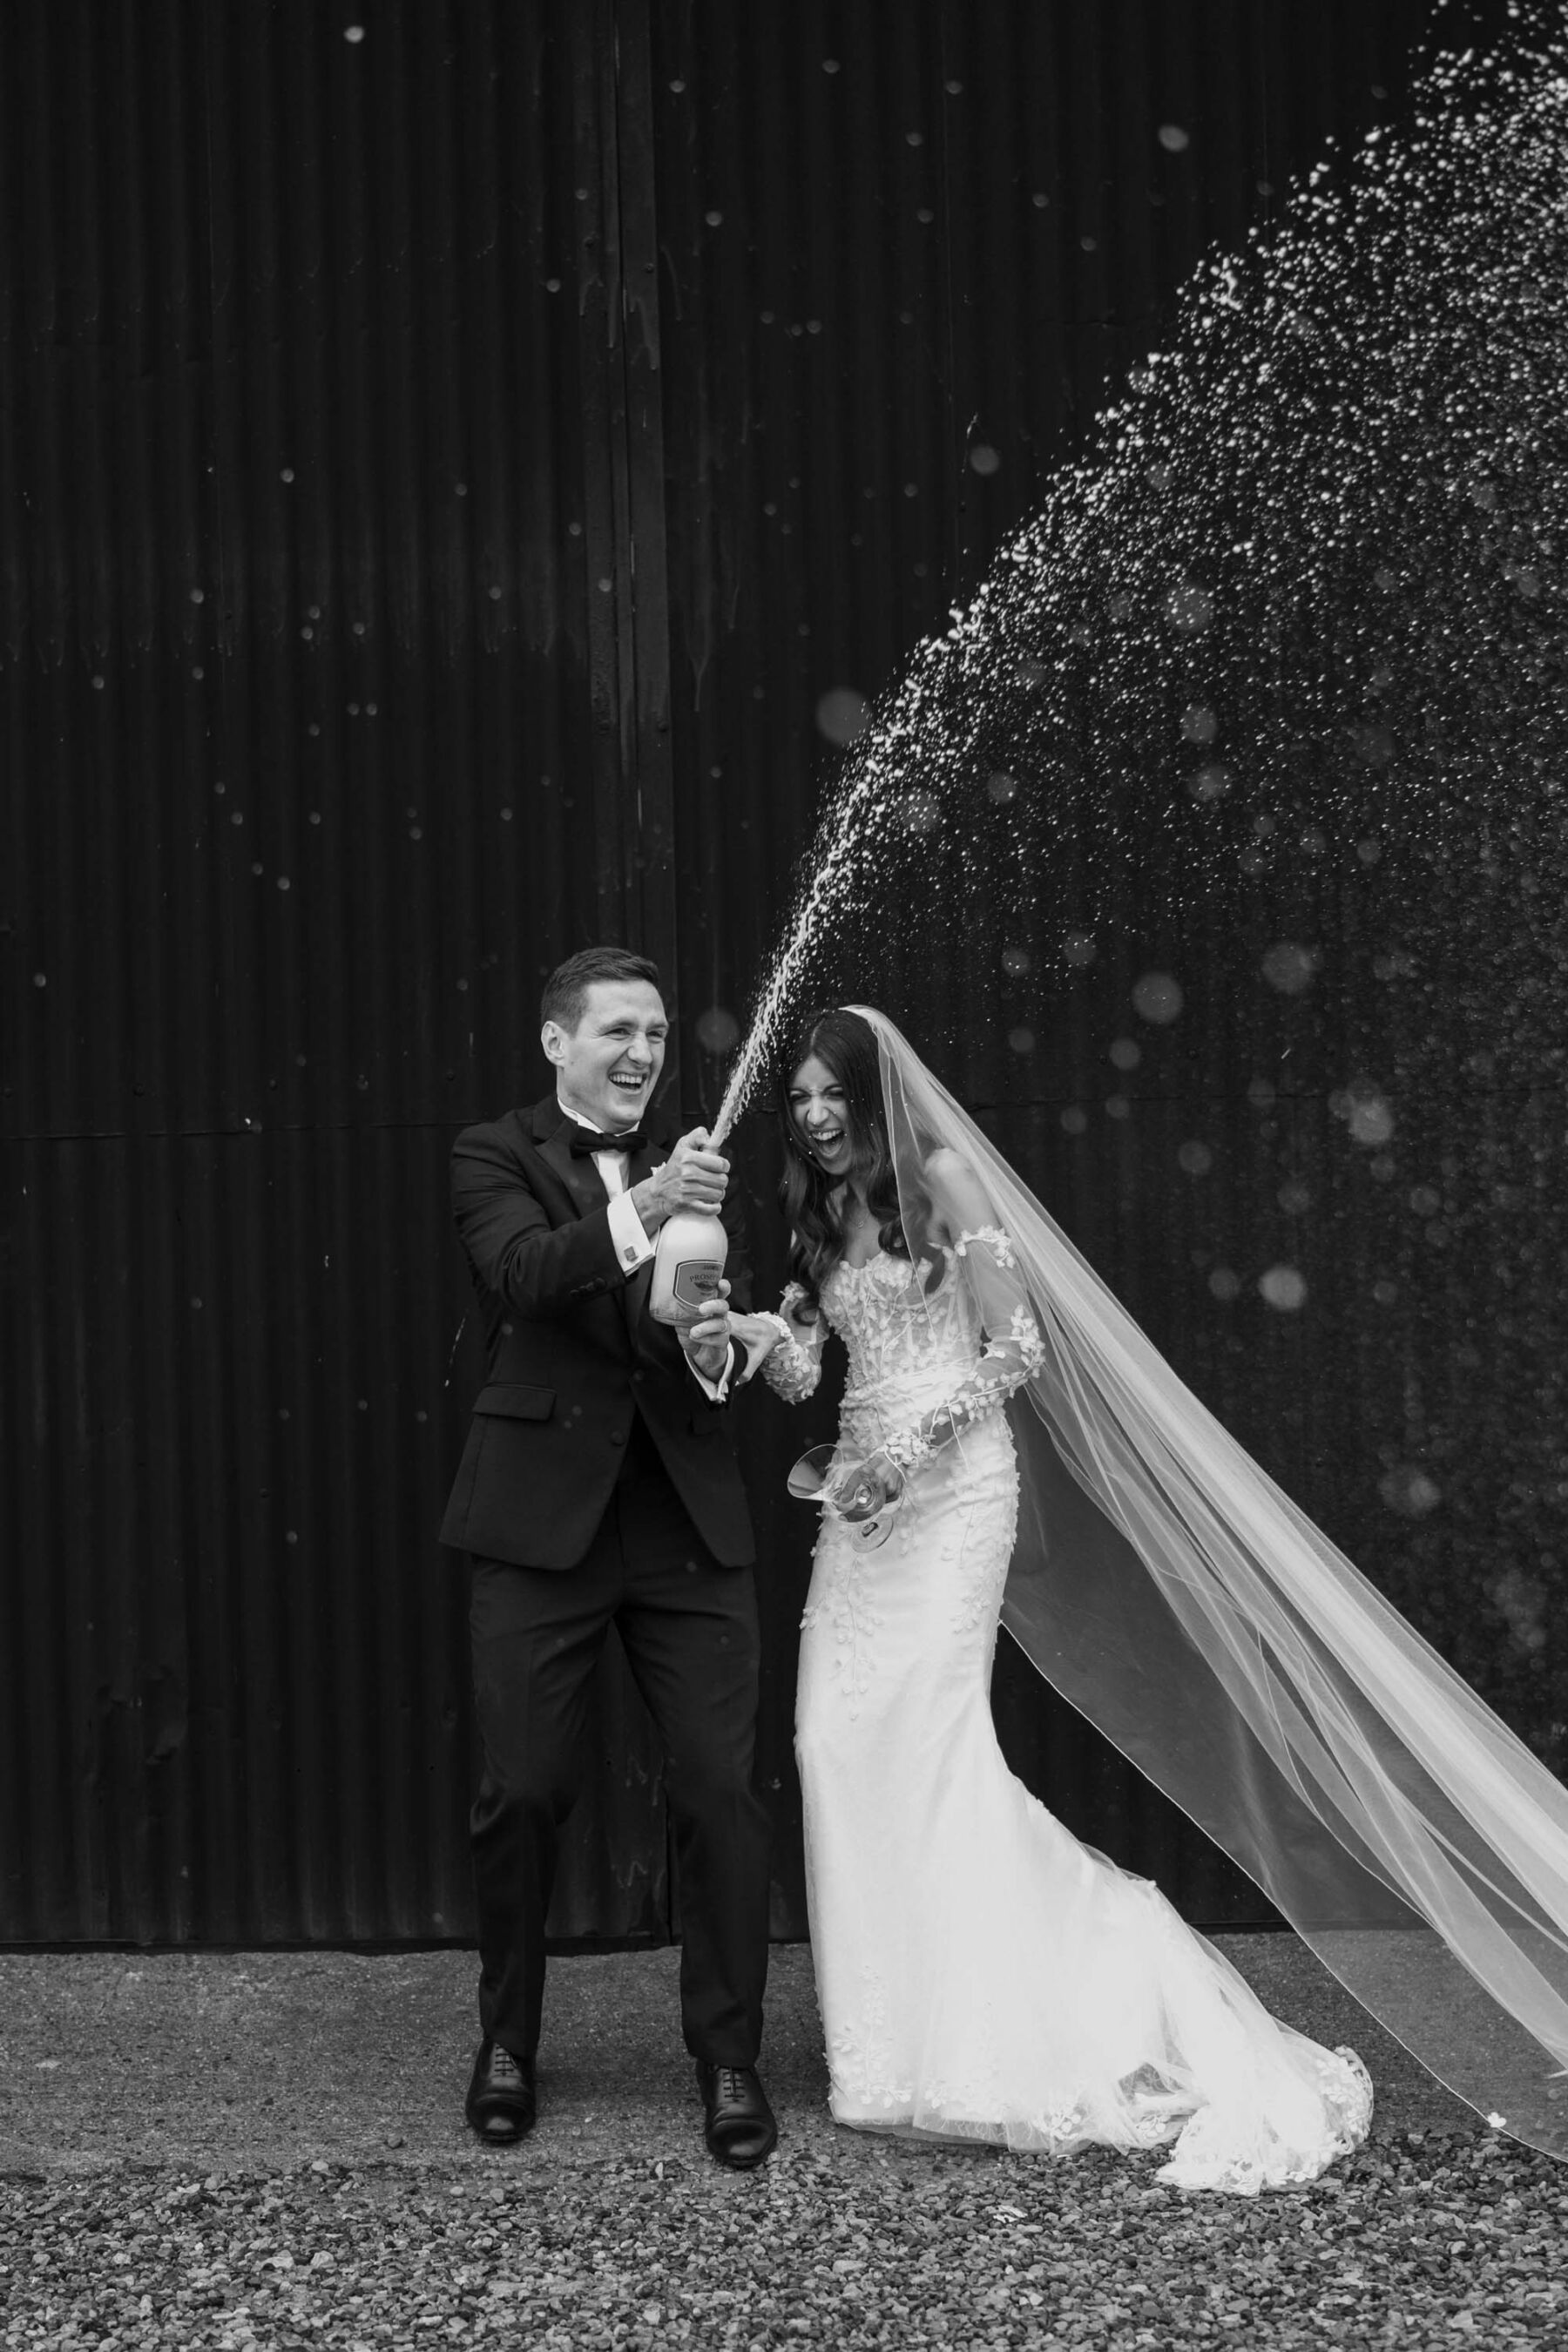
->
[0, 0, 1521, 1944]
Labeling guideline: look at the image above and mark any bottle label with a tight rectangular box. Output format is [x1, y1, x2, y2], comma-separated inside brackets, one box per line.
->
[670, 1258, 725, 1313]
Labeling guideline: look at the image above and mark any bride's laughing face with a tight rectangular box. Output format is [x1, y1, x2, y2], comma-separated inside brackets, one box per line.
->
[788, 1054, 854, 1179]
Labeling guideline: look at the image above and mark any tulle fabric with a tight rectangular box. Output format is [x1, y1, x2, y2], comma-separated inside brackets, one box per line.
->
[851, 1004, 1568, 2160]
[791, 1254, 1371, 2189]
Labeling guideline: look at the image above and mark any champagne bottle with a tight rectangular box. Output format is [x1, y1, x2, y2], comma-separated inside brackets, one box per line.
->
[649, 1206, 728, 1325]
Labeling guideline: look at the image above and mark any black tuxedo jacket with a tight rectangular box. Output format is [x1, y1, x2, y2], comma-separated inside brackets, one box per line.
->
[439, 1096, 757, 1570]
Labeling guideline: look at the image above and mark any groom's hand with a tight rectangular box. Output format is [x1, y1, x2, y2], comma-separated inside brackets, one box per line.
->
[679, 1278, 733, 1382]
[632, 1126, 729, 1233]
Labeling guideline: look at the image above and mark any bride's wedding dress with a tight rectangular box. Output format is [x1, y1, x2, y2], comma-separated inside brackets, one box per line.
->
[763, 1227, 1373, 2193]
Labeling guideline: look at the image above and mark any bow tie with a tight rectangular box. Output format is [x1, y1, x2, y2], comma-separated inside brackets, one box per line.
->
[568, 1124, 651, 1159]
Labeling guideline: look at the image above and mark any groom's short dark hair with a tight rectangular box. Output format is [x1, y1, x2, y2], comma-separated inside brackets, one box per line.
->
[541, 946, 662, 1034]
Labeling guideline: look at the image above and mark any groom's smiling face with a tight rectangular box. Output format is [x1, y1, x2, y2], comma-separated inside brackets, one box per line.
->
[544, 979, 668, 1132]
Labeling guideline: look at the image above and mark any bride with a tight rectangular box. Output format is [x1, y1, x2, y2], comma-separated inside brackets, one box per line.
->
[716, 1006, 1568, 2192]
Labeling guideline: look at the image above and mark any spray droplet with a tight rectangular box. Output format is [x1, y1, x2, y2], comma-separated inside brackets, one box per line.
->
[1164, 584, 1214, 636]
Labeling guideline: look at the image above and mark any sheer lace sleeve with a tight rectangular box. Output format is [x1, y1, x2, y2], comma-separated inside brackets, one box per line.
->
[759, 1281, 828, 1403]
[881, 1226, 1046, 1474]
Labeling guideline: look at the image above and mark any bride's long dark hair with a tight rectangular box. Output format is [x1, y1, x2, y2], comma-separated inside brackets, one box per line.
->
[776, 1008, 912, 1320]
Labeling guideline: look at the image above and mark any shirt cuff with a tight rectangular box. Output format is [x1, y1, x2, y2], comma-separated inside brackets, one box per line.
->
[686, 1341, 735, 1404]
[605, 1186, 656, 1274]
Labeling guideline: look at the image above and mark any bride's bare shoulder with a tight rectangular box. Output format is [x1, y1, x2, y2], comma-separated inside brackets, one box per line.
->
[921, 1147, 991, 1226]
[921, 1144, 970, 1186]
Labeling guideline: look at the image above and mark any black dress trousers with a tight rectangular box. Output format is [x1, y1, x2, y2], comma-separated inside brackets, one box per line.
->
[468, 1412, 771, 2068]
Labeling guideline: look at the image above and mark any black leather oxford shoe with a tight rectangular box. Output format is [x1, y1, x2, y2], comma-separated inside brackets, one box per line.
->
[695, 2060, 778, 2169]
[465, 2039, 537, 2145]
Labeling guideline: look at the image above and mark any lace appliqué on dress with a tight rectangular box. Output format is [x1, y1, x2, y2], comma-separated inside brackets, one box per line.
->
[881, 1229, 1047, 1475]
[826, 1964, 916, 2119]
[1156, 2044, 1374, 2194]
[800, 1538, 884, 1720]
[941, 1442, 1019, 1636]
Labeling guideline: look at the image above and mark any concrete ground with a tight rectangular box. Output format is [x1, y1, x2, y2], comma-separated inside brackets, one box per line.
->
[0, 1935, 1473, 2176]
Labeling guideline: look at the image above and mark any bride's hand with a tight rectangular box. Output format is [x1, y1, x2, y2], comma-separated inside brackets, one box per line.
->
[729, 1311, 786, 1382]
[827, 1450, 905, 1517]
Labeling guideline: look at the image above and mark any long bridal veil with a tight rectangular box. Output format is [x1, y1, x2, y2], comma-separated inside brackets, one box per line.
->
[855, 1004, 1568, 2159]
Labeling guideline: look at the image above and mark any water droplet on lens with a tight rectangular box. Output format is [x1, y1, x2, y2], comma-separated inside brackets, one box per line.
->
[1261, 943, 1320, 995]
[815, 687, 870, 744]
[1132, 972, 1184, 1024]
[1259, 1264, 1307, 1311]
[1380, 1464, 1442, 1517]
[1347, 1092, 1396, 1146]
[696, 1006, 741, 1055]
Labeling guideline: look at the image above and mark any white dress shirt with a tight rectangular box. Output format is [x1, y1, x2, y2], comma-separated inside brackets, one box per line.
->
[558, 1103, 659, 1272]
[558, 1100, 732, 1401]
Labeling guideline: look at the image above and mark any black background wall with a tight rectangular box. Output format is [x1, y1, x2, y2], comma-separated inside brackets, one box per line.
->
[0, 0, 1530, 1944]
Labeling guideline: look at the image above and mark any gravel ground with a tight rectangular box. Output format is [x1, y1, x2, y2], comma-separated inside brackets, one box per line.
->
[3, 1940, 1565, 2349]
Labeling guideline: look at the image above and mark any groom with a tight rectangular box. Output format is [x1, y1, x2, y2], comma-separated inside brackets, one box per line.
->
[440, 945, 775, 2167]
